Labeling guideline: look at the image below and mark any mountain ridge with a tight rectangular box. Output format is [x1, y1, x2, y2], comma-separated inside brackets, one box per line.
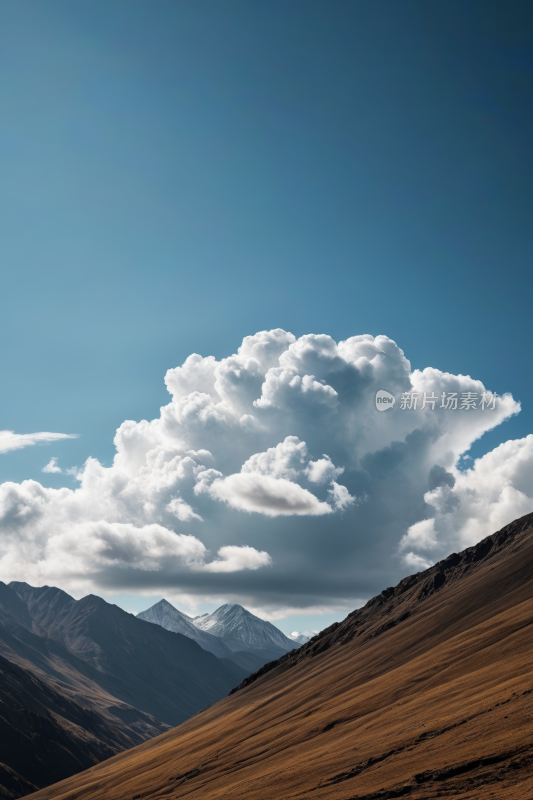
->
[136, 599, 232, 659]
[231, 510, 533, 694]
[0, 581, 253, 798]
[193, 602, 295, 659]
[11, 585, 249, 724]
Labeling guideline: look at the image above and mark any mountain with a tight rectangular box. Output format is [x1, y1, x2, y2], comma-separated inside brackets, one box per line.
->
[136, 599, 232, 659]
[139, 600, 295, 664]
[0, 582, 250, 798]
[7, 583, 248, 727]
[288, 630, 319, 645]
[0, 650, 118, 799]
[223, 650, 268, 673]
[29, 511, 533, 800]
[0, 581, 167, 799]
[192, 603, 295, 660]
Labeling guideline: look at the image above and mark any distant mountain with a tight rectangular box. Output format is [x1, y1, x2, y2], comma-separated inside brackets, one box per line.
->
[288, 630, 319, 645]
[0, 581, 251, 797]
[137, 599, 232, 658]
[193, 604, 295, 660]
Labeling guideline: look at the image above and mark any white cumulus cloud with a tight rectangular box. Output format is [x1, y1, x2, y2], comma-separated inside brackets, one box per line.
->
[0, 328, 529, 615]
[402, 552, 434, 571]
[406, 434, 533, 559]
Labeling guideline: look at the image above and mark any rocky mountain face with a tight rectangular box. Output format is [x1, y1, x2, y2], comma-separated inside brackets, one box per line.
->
[29, 511, 533, 800]
[192, 603, 295, 660]
[0, 582, 250, 799]
[136, 600, 232, 659]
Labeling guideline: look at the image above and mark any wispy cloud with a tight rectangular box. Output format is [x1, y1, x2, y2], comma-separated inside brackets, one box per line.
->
[0, 430, 77, 454]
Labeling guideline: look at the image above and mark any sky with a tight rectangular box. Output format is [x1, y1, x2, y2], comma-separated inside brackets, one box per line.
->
[1, 0, 532, 635]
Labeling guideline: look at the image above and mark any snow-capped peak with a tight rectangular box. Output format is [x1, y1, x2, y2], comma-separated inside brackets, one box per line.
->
[193, 604, 295, 654]
[136, 598, 231, 658]
[289, 630, 320, 645]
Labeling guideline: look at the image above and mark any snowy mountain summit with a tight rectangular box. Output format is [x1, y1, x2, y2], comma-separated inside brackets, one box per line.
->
[138, 600, 298, 663]
[289, 630, 320, 645]
[139, 598, 192, 625]
[137, 599, 232, 659]
[193, 604, 295, 658]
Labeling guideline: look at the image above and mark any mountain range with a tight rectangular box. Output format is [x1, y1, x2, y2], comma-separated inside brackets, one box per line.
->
[27, 511, 533, 800]
[0, 582, 253, 798]
[136, 599, 233, 659]
[137, 599, 296, 668]
[192, 603, 295, 659]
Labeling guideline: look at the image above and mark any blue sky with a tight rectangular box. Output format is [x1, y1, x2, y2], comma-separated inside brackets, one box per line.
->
[1, 1, 532, 634]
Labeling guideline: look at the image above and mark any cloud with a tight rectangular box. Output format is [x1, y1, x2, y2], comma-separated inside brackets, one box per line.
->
[198, 545, 272, 573]
[399, 518, 438, 552]
[42, 457, 62, 474]
[408, 434, 533, 557]
[0, 486, 268, 590]
[0, 431, 77, 454]
[327, 481, 356, 511]
[166, 497, 203, 522]
[402, 552, 434, 571]
[203, 472, 333, 517]
[197, 435, 353, 516]
[0, 329, 529, 617]
[305, 456, 344, 484]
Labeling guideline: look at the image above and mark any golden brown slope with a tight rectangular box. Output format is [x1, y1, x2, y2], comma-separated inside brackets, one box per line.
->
[29, 512, 533, 800]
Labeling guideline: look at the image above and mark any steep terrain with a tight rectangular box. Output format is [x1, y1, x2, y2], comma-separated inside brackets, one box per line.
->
[28, 511, 533, 800]
[136, 600, 232, 659]
[0, 583, 165, 743]
[193, 603, 295, 660]
[0, 582, 167, 799]
[0, 652, 118, 798]
[7, 583, 248, 727]
[0, 583, 250, 798]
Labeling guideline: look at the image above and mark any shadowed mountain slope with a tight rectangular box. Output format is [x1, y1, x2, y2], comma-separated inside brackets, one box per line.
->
[6, 584, 248, 727]
[0, 652, 118, 799]
[0, 583, 250, 798]
[0, 582, 166, 745]
[224, 650, 268, 673]
[28, 511, 533, 800]
[0, 583, 167, 800]
[136, 600, 232, 659]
